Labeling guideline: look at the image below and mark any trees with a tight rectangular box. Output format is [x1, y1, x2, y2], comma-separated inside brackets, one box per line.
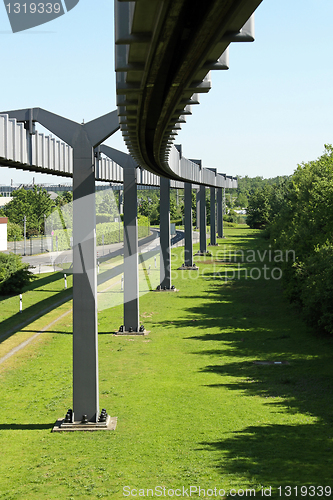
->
[233, 175, 289, 209]
[0, 253, 34, 295]
[3, 187, 53, 236]
[55, 191, 73, 208]
[138, 190, 160, 224]
[7, 222, 22, 241]
[95, 189, 118, 220]
[265, 144, 333, 335]
[246, 186, 272, 229]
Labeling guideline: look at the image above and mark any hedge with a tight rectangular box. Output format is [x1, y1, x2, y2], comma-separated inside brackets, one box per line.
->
[51, 216, 150, 251]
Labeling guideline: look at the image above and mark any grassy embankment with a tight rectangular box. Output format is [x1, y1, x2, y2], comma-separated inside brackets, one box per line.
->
[0, 226, 332, 499]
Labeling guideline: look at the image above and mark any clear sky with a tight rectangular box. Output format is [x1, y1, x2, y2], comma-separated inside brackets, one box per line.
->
[1, 0, 333, 185]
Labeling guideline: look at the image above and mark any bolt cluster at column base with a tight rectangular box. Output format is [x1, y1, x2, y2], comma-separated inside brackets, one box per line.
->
[155, 286, 179, 292]
[116, 329, 148, 336]
[52, 415, 117, 432]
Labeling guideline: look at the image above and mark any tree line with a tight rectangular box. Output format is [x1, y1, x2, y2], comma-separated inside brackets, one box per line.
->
[246, 144, 333, 335]
[0, 176, 295, 239]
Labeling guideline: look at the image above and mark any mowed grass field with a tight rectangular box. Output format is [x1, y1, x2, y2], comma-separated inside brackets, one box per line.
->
[0, 226, 332, 499]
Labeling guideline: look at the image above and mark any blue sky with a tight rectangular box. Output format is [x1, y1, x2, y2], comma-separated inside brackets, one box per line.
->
[1, 0, 333, 185]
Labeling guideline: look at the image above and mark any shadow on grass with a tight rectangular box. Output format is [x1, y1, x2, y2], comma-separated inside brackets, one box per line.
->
[156, 230, 333, 486]
[0, 272, 64, 302]
[0, 423, 54, 431]
[199, 422, 333, 489]
[0, 290, 73, 343]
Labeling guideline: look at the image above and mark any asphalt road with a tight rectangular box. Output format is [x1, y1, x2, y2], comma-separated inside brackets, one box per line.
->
[18, 229, 200, 273]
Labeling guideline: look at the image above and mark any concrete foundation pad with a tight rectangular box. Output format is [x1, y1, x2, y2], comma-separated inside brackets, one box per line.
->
[154, 288, 179, 292]
[52, 415, 117, 432]
[177, 265, 199, 270]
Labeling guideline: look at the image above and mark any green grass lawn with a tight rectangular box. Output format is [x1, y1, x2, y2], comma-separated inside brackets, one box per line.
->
[0, 226, 332, 499]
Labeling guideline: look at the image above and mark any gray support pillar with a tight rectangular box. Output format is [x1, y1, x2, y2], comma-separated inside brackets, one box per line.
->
[2, 108, 120, 427]
[184, 182, 193, 266]
[217, 188, 224, 238]
[98, 146, 140, 332]
[209, 187, 217, 245]
[160, 177, 171, 288]
[72, 131, 98, 422]
[123, 166, 139, 331]
[196, 188, 200, 229]
[199, 185, 207, 254]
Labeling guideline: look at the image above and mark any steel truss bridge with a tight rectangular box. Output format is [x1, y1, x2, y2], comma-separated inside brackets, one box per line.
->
[0, 112, 236, 189]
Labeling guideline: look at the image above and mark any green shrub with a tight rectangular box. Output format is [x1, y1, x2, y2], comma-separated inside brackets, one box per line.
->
[26, 227, 39, 238]
[7, 222, 23, 241]
[96, 213, 113, 224]
[224, 211, 238, 223]
[0, 253, 34, 295]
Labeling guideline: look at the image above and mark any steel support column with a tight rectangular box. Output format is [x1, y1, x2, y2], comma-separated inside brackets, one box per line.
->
[123, 166, 139, 331]
[199, 185, 207, 254]
[217, 188, 224, 238]
[160, 177, 171, 288]
[209, 187, 217, 245]
[196, 188, 200, 229]
[2, 108, 119, 424]
[99, 145, 140, 332]
[184, 182, 193, 266]
[72, 132, 99, 422]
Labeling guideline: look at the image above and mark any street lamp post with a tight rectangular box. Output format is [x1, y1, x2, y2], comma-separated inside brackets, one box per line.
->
[42, 213, 46, 253]
[51, 205, 56, 252]
[39, 213, 46, 253]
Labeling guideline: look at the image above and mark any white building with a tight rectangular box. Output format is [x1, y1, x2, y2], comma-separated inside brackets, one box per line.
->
[0, 217, 8, 251]
[0, 196, 13, 208]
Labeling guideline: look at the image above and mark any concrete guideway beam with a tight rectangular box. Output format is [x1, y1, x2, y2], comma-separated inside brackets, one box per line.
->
[1, 108, 120, 424]
[115, 0, 262, 178]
